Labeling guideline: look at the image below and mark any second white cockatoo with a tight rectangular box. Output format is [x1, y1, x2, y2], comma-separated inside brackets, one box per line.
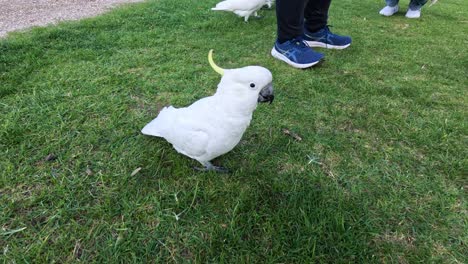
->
[211, 0, 267, 22]
[141, 50, 274, 172]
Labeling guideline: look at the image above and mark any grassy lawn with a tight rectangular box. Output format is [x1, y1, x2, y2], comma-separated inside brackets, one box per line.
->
[1, 0, 467, 262]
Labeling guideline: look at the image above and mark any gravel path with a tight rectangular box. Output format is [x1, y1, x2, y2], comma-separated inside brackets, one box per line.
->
[0, 0, 145, 38]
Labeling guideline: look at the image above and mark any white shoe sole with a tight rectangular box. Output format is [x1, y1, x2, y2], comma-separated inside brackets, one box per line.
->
[271, 47, 321, 69]
[405, 11, 421, 18]
[304, 41, 351, 50]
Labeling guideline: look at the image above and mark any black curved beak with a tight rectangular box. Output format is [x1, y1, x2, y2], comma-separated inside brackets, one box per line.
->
[258, 83, 274, 104]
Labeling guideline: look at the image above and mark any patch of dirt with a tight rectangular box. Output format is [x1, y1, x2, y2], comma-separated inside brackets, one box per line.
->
[0, 0, 145, 38]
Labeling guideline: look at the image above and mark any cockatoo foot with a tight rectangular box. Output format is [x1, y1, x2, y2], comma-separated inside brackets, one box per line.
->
[252, 11, 263, 19]
[194, 162, 230, 173]
[193, 166, 230, 173]
[213, 166, 230, 173]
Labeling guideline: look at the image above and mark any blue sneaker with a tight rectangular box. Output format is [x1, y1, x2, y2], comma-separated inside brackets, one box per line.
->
[303, 26, 352, 50]
[271, 38, 324, 69]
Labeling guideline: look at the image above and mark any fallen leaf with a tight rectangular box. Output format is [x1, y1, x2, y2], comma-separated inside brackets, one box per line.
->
[73, 241, 83, 259]
[86, 167, 93, 176]
[282, 128, 302, 141]
[131, 167, 142, 176]
[1, 227, 27, 236]
[44, 154, 57, 162]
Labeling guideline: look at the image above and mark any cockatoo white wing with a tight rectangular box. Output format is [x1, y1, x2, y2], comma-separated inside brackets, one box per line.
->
[165, 119, 211, 160]
[142, 97, 220, 161]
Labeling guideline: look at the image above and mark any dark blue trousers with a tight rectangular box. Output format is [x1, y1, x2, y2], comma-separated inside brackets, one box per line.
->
[276, 0, 332, 43]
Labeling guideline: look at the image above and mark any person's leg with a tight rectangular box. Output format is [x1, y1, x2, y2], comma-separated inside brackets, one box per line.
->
[406, 0, 427, 18]
[386, 0, 399, 7]
[272, 0, 324, 68]
[380, 0, 399, 16]
[409, 0, 428, 10]
[302, 0, 352, 49]
[304, 0, 332, 33]
[276, 0, 308, 43]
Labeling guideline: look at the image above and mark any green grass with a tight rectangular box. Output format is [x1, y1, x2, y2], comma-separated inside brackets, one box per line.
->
[1, 0, 467, 262]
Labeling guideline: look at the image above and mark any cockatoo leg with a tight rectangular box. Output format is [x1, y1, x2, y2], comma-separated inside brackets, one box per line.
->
[244, 16, 249, 22]
[194, 161, 230, 173]
[253, 12, 263, 19]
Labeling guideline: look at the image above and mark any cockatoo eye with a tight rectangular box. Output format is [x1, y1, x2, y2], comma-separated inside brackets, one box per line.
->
[250, 83, 256, 88]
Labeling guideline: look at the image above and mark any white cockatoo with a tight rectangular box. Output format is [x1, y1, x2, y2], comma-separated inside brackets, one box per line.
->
[141, 50, 274, 172]
[211, 0, 267, 22]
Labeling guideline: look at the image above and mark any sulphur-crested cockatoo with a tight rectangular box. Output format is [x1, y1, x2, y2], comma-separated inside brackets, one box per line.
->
[141, 50, 274, 172]
[211, 0, 267, 22]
